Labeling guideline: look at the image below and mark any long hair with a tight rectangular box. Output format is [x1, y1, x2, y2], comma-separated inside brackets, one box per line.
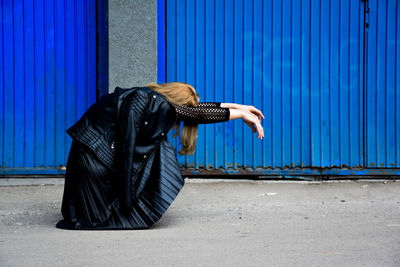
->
[146, 82, 200, 155]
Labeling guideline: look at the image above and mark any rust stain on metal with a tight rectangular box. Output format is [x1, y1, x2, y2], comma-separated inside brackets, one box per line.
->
[59, 165, 66, 171]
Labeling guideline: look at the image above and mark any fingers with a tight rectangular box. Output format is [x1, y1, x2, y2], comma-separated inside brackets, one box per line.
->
[256, 119, 264, 140]
[257, 122, 264, 140]
[243, 110, 264, 140]
[250, 123, 257, 133]
[249, 107, 265, 120]
[245, 121, 256, 133]
[253, 122, 262, 139]
[250, 115, 264, 140]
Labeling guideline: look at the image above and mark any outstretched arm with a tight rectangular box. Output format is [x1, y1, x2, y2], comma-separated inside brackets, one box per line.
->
[171, 101, 264, 140]
[221, 103, 265, 122]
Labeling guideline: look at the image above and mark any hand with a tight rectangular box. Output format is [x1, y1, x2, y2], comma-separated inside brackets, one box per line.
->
[235, 104, 265, 123]
[242, 111, 264, 140]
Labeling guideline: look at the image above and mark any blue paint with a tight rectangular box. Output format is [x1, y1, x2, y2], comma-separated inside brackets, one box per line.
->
[365, 0, 400, 168]
[0, 0, 99, 175]
[233, 0, 244, 169]
[0, 168, 65, 175]
[157, 0, 165, 83]
[0, 2, 3, 169]
[161, 0, 399, 173]
[97, 0, 109, 97]
[185, 168, 400, 177]
[205, 0, 214, 167]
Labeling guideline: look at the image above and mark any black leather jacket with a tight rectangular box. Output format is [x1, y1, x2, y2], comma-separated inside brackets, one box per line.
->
[66, 87, 180, 210]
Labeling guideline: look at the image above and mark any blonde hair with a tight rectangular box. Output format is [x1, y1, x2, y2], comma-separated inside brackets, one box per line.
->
[146, 82, 200, 155]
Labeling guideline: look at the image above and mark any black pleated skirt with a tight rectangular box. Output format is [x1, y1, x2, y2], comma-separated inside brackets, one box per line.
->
[56, 139, 184, 230]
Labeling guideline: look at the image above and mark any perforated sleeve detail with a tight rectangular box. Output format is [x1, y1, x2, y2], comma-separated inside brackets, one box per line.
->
[197, 102, 221, 108]
[171, 102, 230, 124]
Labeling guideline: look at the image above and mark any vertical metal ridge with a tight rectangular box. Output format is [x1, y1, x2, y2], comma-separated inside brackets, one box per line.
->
[53, 0, 57, 166]
[385, 0, 396, 167]
[4, 0, 15, 168]
[192, 0, 196, 167]
[0, 1, 1, 167]
[0, 0, 4, 167]
[319, 0, 322, 165]
[205, 0, 212, 166]
[260, 0, 264, 167]
[347, 1, 352, 166]
[202, 0, 205, 168]
[347, 0, 350, 165]
[301, 0, 304, 167]
[220, 0, 223, 169]
[271, 0, 275, 167]
[360, 0, 364, 167]
[231, 0, 235, 169]
[227, 0, 231, 169]
[340, 0, 342, 166]
[396, 0, 399, 166]
[329, 0, 332, 166]
[261, 0, 266, 166]
[157, 0, 166, 84]
[14, 0, 24, 167]
[385, 0, 388, 167]
[213, 0, 216, 169]
[253, 0, 262, 168]
[374, 0, 378, 166]
[318, 0, 322, 165]
[282, 0, 284, 167]
[26, 0, 34, 167]
[250, 0, 253, 167]
[44, 0, 48, 167]
[23, 0, 27, 167]
[361, 0, 366, 167]
[241, 0, 244, 168]
[386, 0, 397, 167]
[290, 0, 293, 167]
[85, 0, 89, 108]
[184, 0, 188, 167]
[63, 0, 67, 160]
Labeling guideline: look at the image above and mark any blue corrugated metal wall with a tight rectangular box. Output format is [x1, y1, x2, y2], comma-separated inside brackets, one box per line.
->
[365, 0, 400, 168]
[163, 0, 374, 174]
[0, 0, 97, 175]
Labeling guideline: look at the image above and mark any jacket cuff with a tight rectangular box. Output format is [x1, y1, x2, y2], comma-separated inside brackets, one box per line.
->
[223, 108, 230, 122]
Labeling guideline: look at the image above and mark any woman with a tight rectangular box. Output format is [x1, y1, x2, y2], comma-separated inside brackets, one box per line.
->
[56, 82, 264, 230]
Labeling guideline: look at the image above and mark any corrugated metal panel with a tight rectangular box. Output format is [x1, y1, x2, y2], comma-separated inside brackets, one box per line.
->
[164, 0, 364, 171]
[365, 0, 400, 168]
[0, 0, 97, 174]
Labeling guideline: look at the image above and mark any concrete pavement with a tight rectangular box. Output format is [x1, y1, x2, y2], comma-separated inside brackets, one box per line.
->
[0, 178, 399, 266]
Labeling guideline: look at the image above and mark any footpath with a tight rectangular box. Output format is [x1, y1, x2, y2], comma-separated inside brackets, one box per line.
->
[0, 178, 399, 267]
